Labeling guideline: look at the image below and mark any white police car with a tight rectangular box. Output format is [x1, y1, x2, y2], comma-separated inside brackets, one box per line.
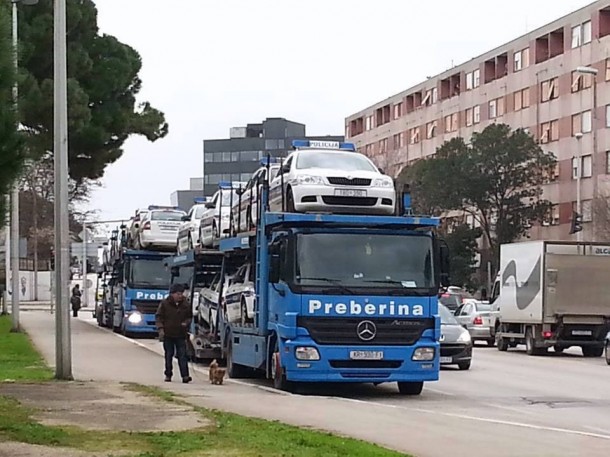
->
[134, 206, 186, 251]
[176, 199, 208, 253]
[268, 140, 395, 215]
[199, 183, 242, 247]
[232, 161, 280, 233]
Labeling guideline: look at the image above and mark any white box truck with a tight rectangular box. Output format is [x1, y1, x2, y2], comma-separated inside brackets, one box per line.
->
[491, 241, 610, 357]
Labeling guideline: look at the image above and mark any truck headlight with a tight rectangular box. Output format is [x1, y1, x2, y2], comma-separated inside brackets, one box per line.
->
[457, 330, 472, 344]
[295, 347, 320, 360]
[372, 177, 394, 188]
[127, 312, 143, 324]
[412, 347, 435, 361]
[297, 175, 324, 185]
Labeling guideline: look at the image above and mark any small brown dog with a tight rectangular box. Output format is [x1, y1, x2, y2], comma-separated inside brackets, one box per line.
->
[209, 359, 226, 385]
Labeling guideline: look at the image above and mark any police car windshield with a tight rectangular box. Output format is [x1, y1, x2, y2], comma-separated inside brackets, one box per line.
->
[194, 207, 206, 219]
[220, 191, 238, 206]
[128, 259, 169, 289]
[151, 211, 184, 221]
[295, 151, 377, 172]
[295, 233, 434, 290]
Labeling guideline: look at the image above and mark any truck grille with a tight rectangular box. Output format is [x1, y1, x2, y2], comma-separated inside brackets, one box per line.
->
[297, 317, 434, 346]
[321, 196, 377, 206]
[327, 177, 371, 186]
[329, 360, 402, 369]
[132, 300, 161, 315]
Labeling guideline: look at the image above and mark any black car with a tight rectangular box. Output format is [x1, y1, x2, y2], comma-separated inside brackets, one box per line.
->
[439, 303, 473, 370]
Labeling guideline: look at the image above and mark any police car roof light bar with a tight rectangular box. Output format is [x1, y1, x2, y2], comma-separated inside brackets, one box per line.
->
[260, 156, 282, 166]
[148, 205, 180, 211]
[291, 139, 356, 152]
[193, 197, 207, 203]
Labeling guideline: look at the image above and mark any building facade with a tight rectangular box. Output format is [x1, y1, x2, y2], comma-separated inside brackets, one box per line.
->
[346, 1, 610, 241]
[203, 117, 343, 196]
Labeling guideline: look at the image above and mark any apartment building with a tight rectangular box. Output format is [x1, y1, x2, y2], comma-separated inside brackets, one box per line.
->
[345, 1, 610, 241]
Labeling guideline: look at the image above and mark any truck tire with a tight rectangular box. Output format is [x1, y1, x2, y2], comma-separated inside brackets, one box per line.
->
[271, 339, 294, 392]
[525, 328, 546, 356]
[226, 340, 248, 378]
[582, 346, 604, 358]
[397, 381, 424, 395]
[605, 342, 610, 365]
[496, 334, 509, 352]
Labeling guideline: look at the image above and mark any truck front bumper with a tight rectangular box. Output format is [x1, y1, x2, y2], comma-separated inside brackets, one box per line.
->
[281, 338, 439, 383]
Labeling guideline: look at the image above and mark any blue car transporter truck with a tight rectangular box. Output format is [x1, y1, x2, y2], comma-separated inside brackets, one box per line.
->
[167, 141, 451, 394]
[98, 227, 176, 336]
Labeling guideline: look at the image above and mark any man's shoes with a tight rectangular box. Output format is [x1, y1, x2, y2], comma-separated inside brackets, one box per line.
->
[164, 376, 171, 382]
[182, 376, 192, 384]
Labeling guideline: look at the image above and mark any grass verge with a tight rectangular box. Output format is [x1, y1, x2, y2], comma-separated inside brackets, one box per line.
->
[0, 315, 53, 381]
[0, 315, 408, 456]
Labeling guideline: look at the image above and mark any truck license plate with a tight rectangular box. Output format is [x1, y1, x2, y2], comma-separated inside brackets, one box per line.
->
[335, 189, 366, 197]
[350, 351, 383, 360]
[440, 357, 452, 363]
[572, 330, 592, 336]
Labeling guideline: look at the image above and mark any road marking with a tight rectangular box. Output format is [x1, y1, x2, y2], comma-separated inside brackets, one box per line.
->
[79, 317, 610, 440]
[336, 397, 610, 441]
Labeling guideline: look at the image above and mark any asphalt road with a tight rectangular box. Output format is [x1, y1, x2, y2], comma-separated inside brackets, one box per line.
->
[18, 311, 610, 457]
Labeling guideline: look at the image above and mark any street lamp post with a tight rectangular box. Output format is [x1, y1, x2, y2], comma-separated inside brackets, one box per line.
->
[54, 0, 72, 380]
[9, 0, 39, 332]
[574, 66, 599, 241]
[575, 132, 583, 242]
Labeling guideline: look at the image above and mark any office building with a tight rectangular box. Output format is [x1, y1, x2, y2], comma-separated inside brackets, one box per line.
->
[203, 117, 344, 196]
[346, 1, 610, 241]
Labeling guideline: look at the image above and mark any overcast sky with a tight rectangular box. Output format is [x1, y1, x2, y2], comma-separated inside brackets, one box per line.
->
[88, 0, 593, 223]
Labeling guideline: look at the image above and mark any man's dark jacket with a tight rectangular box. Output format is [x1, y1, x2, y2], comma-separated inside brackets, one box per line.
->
[155, 296, 192, 338]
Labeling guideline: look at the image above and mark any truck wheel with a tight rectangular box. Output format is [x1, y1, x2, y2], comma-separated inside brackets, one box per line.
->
[271, 340, 293, 392]
[226, 339, 248, 379]
[525, 328, 546, 356]
[496, 334, 509, 352]
[397, 381, 424, 395]
[553, 346, 564, 354]
[582, 346, 604, 358]
[605, 343, 610, 365]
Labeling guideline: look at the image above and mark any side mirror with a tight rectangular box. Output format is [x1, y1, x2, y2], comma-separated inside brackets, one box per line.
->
[439, 240, 451, 288]
[205, 202, 215, 209]
[379, 168, 385, 174]
[269, 244, 281, 284]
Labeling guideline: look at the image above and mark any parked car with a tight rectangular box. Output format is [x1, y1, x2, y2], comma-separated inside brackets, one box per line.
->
[268, 141, 395, 215]
[605, 332, 610, 365]
[134, 206, 186, 251]
[454, 301, 496, 346]
[176, 202, 207, 253]
[223, 262, 255, 326]
[439, 303, 473, 370]
[199, 186, 240, 247]
[233, 163, 280, 232]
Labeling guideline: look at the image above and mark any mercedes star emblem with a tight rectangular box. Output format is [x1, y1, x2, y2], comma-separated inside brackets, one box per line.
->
[356, 320, 377, 341]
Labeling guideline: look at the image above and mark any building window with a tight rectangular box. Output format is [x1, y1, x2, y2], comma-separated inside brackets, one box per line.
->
[466, 69, 480, 90]
[204, 152, 214, 163]
[365, 115, 374, 131]
[473, 105, 480, 124]
[572, 110, 592, 135]
[540, 120, 559, 143]
[514, 48, 530, 72]
[607, 151, 610, 174]
[444, 114, 458, 133]
[431, 87, 438, 104]
[541, 77, 559, 102]
[543, 204, 560, 226]
[426, 121, 437, 139]
[572, 21, 592, 48]
[543, 162, 560, 183]
[465, 108, 473, 127]
[489, 100, 497, 119]
[573, 155, 593, 178]
[514, 88, 530, 111]
[379, 138, 388, 154]
[571, 71, 593, 93]
[409, 127, 420, 144]
[423, 88, 437, 107]
[393, 132, 405, 149]
[606, 59, 610, 81]
[606, 105, 610, 127]
[393, 103, 402, 119]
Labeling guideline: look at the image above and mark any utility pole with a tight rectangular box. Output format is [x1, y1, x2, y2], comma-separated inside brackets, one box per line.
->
[82, 221, 88, 308]
[54, 0, 72, 380]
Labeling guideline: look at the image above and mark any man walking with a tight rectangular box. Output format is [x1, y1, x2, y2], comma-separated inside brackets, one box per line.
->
[155, 283, 192, 383]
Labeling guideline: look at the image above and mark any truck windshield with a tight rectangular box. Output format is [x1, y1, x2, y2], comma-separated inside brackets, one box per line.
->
[128, 259, 169, 289]
[295, 233, 434, 290]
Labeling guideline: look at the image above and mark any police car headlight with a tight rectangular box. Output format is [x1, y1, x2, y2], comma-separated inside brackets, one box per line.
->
[297, 175, 324, 185]
[128, 312, 143, 324]
[372, 177, 394, 188]
[412, 347, 435, 361]
[457, 330, 471, 344]
[295, 347, 320, 361]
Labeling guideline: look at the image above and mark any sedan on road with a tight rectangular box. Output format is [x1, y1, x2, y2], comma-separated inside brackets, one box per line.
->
[454, 301, 496, 346]
[268, 141, 395, 216]
[439, 303, 473, 370]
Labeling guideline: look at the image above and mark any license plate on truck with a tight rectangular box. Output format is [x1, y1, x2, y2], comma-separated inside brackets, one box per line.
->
[335, 189, 366, 197]
[440, 357, 452, 363]
[572, 330, 592, 336]
[350, 351, 383, 360]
